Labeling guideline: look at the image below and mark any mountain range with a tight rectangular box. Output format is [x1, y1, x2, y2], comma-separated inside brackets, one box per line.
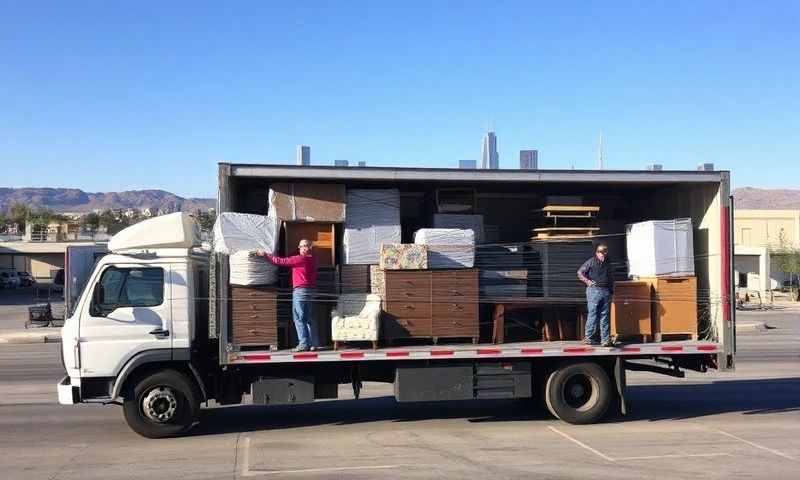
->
[0, 188, 214, 214]
[0, 186, 796, 214]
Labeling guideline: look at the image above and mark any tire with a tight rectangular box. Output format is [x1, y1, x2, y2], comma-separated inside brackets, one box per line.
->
[544, 362, 612, 425]
[122, 369, 199, 439]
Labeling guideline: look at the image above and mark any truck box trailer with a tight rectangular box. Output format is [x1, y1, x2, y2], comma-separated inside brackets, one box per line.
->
[58, 163, 735, 438]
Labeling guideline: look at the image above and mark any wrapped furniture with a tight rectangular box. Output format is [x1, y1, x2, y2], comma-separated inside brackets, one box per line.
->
[413, 228, 475, 269]
[379, 244, 428, 270]
[268, 183, 346, 222]
[343, 189, 402, 264]
[626, 218, 695, 277]
[331, 293, 382, 349]
[433, 214, 485, 243]
[213, 212, 280, 285]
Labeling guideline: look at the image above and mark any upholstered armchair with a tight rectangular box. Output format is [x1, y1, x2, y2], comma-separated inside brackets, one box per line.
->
[331, 293, 382, 350]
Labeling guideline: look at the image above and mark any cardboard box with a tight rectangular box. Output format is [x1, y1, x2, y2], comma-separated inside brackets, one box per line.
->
[268, 183, 346, 222]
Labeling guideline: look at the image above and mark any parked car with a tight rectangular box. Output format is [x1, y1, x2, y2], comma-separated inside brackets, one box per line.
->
[0, 271, 20, 288]
[17, 271, 35, 287]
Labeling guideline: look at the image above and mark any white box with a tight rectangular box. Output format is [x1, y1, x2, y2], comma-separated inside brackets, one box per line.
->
[626, 218, 694, 277]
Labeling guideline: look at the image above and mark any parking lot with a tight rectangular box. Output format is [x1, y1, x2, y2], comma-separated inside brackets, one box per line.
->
[0, 306, 798, 479]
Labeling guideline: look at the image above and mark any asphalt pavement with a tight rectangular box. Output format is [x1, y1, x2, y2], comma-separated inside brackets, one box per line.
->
[0, 308, 798, 479]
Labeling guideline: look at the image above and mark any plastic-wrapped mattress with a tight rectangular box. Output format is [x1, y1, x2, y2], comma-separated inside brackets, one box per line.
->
[343, 189, 402, 264]
[413, 228, 475, 269]
[212, 213, 280, 285]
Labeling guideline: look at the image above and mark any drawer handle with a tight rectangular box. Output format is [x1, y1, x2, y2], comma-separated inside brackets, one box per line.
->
[405, 280, 414, 285]
[451, 320, 461, 325]
[248, 329, 257, 334]
[404, 292, 413, 297]
[451, 304, 463, 310]
[249, 314, 258, 319]
[403, 305, 415, 310]
[250, 305, 256, 310]
[451, 290, 462, 296]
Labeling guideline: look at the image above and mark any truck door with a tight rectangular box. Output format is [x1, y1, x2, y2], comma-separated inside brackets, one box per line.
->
[78, 264, 172, 377]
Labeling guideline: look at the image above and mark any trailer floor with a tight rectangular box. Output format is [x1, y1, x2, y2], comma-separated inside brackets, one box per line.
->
[228, 339, 721, 364]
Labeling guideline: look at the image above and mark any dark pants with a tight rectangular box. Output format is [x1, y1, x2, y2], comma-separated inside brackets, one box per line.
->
[585, 286, 611, 343]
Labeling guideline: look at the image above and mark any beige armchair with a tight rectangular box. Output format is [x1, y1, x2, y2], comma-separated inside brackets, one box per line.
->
[331, 293, 382, 350]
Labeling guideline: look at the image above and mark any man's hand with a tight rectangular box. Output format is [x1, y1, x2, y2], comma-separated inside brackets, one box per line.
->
[588, 280, 597, 287]
[249, 249, 266, 257]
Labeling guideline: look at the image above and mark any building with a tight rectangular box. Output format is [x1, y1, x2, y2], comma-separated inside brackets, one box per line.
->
[296, 145, 310, 166]
[519, 150, 538, 170]
[357, 161, 366, 167]
[334, 160, 349, 167]
[0, 241, 105, 280]
[481, 131, 499, 169]
[459, 159, 477, 169]
[734, 209, 800, 296]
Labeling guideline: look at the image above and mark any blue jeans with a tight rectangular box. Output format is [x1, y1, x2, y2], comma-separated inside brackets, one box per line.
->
[585, 286, 611, 343]
[292, 288, 318, 348]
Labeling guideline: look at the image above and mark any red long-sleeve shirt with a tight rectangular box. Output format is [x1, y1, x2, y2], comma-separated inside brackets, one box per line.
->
[263, 253, 318, 289]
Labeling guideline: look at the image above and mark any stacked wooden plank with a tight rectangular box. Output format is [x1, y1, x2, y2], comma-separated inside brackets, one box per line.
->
[531, 205, 600, 239]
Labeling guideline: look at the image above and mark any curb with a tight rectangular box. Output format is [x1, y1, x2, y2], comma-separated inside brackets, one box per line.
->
[735, 322, 769, 332]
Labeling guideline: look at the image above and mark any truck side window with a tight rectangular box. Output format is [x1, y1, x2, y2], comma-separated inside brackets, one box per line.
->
[94, 267, 164, 311]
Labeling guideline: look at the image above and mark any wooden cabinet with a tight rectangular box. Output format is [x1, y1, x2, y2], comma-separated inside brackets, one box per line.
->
[611, 281, 653, 342]
[231, 286, 279, 348]
[641, 276, 698, 341]
[381, 269, 478, 343]
[283, 222, 336, 266]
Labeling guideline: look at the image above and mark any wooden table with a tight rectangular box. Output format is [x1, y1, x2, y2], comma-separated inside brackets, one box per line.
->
[491, 297, 587, 344]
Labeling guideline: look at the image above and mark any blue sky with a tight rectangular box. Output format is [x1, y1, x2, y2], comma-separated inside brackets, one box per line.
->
[1, 1, 798, 198]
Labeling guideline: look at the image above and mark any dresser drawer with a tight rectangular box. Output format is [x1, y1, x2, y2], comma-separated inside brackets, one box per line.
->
[432, 302, 478, 337]
[385, 300, 432, 319]
[231, 286, 279, 300]
[232, 311, 278, 324]
[382, 316, 431, 338]
[231, 300, 278, 314]
[432, 270, 478, 300]
[384, 272, 432, 302]
[232, 323, 278, 345]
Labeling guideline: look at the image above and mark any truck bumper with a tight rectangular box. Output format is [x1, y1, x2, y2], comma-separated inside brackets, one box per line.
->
[57, 376, 80, 405]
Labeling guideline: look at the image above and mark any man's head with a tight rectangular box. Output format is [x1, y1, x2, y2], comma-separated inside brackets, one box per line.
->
[595, 244, 608, 261]
[298, 239, 313, 256]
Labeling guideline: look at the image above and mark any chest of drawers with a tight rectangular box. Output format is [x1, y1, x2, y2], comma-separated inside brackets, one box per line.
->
[230, 286, 279, 348]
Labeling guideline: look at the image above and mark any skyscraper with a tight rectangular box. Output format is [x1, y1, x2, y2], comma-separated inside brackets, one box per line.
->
[481, 131, 499, 169]
[459, 159, 477, 169]
[334, 160, 349, 167]
[520, 150, 538, 170]
[296, 145, 310, 166]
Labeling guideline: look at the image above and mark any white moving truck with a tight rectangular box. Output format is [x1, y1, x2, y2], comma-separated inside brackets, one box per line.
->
[58, 164, 735, 438]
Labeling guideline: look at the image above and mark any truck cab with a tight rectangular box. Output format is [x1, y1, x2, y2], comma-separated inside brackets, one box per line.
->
[58, 213, 210, 438]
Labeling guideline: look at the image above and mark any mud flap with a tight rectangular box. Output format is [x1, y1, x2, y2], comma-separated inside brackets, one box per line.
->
[615, 357, 627, 415]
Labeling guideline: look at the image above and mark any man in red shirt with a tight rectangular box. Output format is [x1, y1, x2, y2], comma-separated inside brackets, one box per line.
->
[253, 239, 319, 352]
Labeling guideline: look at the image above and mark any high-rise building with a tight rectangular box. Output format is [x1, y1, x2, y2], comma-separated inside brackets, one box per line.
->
[459, 159, 477, 169]
[481, 131, 499, 169]
[296, 145, 310, 166]
[519, 150, 538, 170]
[334, 160, 349, 167]
[357, 161, 367, 167]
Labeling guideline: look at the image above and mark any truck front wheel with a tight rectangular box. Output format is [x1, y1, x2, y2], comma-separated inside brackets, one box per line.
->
[123, 369, 199, 439]
[544, 362, 611, 424]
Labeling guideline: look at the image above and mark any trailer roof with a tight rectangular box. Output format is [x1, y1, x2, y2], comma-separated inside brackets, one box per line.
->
[223, 163, 726, 184]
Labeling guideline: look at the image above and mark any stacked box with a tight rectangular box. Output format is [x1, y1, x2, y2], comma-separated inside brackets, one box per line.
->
[268, 183, 346, 222]
[343, 189, 402, 264]
[414, 228, 475, 269]
[433, 214, 485, 243]
[479, 269, 528, 298]
[379, 244, 428, 270]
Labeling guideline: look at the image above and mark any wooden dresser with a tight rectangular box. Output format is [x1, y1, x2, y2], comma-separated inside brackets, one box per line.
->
[611, 281, 653, 342]
[641, 276, 698, 341]
[230, 286, 279, 349]
[382, 269, 479, 344]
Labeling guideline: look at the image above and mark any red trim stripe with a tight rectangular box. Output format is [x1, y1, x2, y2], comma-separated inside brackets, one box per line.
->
[242, 354, 271, 361]
[661, 346, 684, 352]
[521, 348, 544, 355]
[621, 347, 641, 353]
[386, 351, 410, 357]
[477, 348, 502, 355]
[564, 347, 594, 353]
[696, 345, 717, 351]
[430, 350, 455, 356]
[293, 353, 318, 360]
[340, 352, 364, 359]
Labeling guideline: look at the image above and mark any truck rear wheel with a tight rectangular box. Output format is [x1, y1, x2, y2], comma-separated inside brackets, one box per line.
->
[544, 362, 611, 424]
[123, 369, 199, 439]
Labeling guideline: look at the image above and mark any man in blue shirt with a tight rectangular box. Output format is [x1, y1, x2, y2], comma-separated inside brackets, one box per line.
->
[577, 244, 615, 347]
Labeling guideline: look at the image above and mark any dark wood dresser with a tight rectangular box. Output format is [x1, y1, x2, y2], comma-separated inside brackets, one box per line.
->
[382, 269, 479, 344]
[230, 285, 279, 349]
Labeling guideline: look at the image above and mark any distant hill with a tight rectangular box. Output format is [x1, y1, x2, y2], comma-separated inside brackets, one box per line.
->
[733, 188, 800, 210]
[0, 187, 214, 214]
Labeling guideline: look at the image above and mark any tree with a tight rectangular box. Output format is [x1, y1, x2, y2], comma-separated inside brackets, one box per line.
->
[9, 203, 31, 230]
[770, 230, 800, 301]
[82, 212, 101, 234]
[193, 209, 216, 232]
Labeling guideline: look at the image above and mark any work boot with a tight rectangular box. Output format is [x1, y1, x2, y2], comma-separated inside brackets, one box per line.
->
[601, 339, 616, 348]
[291, 345, 309, 352]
